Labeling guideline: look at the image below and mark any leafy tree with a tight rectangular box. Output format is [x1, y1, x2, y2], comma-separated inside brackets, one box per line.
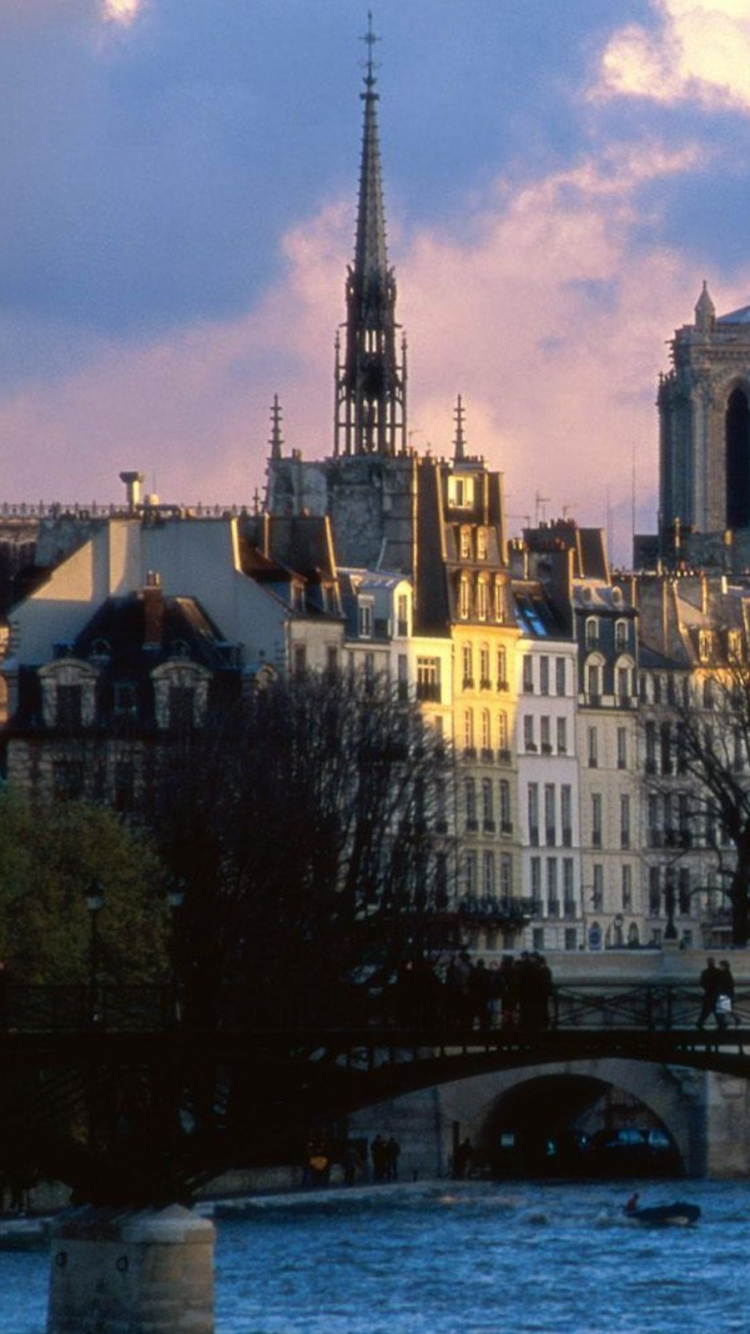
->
[0, 790, 170, 984]
[157, 669, 456, 1027]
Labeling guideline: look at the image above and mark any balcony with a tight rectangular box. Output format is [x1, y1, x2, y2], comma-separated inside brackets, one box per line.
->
[545, 827, 556, 846]
[541, 742, 553, 754]
[462, 677, 475, 691]
[500, 820, 513, 836]
[497, 680, 510, 692]
[526, 742, 538, 753]
[483, 820, 496, 834]
[416, 681, 441, 703]
[548, 899, 560, 918]
[563, 899, 577, 919]
[480, 677, 492, 691]
[498, 749, 512, 764]
[481, 747, 494, 763]
[458, 895, 538, 928]
[466, 818, 478, 832]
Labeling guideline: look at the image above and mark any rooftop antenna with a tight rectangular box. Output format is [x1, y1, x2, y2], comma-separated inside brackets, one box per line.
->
[535, 491, 550, 525]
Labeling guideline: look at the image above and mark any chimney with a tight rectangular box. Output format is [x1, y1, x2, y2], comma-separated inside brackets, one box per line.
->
[120, 470, 145, 513]
[143, 570, 164, 647]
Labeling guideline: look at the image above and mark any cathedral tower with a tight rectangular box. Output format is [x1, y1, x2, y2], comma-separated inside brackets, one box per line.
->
[659, 285, 750, 564]
[334, 15, 407, 458]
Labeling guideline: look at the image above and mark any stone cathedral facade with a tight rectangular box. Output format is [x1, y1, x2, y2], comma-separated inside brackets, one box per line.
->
[658, 284, 750, 570]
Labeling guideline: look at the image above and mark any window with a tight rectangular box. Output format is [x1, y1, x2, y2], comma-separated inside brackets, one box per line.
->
[477, 579, 489, 621]
[660, 722, 672, 775]
[541, 715, 551, 753]
[524, 715, 535, 751]
[544, 783, 556, 845]
[494, 581, 505, 623]
[397, 654, 408, 701]
[586, 661, 601, 699]
[460, 527, 472, 559]
[528, 783, 539, 846]
[397, 594, 409, 636]
[645, 720, 657, 773]
[326, 646, 339, 675]
[359, 602, 373, 638]
[540, 656, 549, 696]
[585, 617, 599, 650]
[588, 726, 598, 767]
[699, 630, 712, 663]
[57, 684, 82, 728]
[615, 619, 628, 653]
[463, 709, 474, 752]
[617, 666, 630, 698]
[293, 643, 307, 675]
[679, 867, 691, 915]
[459, 576, 471, 619]
[499, 779, 511, 830]
[563, 858, 574, 901]
[482, 778, 494, 827]
[621, 864, 633, 912]
[620, 793, 631, 849]
[565, 928, 578, 952]
[556, 657, 566, 696]
[547, 857, 558, 908]
[703, 676, 714, 709]
[592, 864, 604, 911]
[114, 682, 137, 718]
[482, 851, 495, 897]
[500, 853, 512, 897]
[169, 686, 194, 730]
[556, 717, 567, 754]
[728, 629, 742, 662]
[561, 785, 572, 846]
[591, 793, 602, 848]
[523, 655, 534, 693]
[481, 709, 491, 751]
[497, 711, 509, 751]
[479, 646, 491, 687]
[462, 644, 473, 687]
[647, 792, 660, 845]
[465, 778, 477, 829]
[53, 759, 84, 800]
[416, 657, 441, 702]
[648, 865, 661, 916]
[463, 852, 477, 898]
[496, 646, 507, 687]
[530, 856, 541, 898]
[477, 528, 487, 560]
[617, 726, 627, 770]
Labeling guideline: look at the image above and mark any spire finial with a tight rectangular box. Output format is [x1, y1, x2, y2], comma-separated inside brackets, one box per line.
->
[269, 394, 284, 461]
[454, 394, 466, 462]
[361, 11, 380, 88]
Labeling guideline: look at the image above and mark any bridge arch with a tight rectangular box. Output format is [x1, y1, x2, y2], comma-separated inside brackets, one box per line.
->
[428, 1059, 708, 1179]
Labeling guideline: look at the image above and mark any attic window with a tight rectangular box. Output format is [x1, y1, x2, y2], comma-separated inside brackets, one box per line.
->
[699, 630, 713, 663]
[359, 602, 373, 638]
[114, 682, 137, 717]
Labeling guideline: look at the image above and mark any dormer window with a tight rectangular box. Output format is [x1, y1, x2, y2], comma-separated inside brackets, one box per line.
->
[728, 629, 743, 662]
[396, 593, 409, 637]
[477, 528, 487, 560]
[169, 686, 195, 731]
[114, 682, 137, 717]
[477, 577, 489, 621]
[449, 476, 475, 509]
[615, 619, 628, 653]
[57, 684, 82, 728]
[699, 630, 713, 663]
[460, 528, 472, 560]
[459, 575, 471, 619]
[359, 602, 373, 638]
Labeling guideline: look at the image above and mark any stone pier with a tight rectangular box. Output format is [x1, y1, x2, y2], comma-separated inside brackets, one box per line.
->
[47, 1203, 215, 1334]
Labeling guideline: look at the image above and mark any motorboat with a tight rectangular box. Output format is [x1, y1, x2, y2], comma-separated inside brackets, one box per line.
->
[623, 1193, 700, 1226]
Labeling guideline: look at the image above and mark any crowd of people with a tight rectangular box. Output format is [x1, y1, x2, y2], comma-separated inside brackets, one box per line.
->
[394, 951, 554, 1031]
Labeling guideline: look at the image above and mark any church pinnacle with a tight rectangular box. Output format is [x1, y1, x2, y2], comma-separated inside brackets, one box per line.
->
[334, 14, 407, 458]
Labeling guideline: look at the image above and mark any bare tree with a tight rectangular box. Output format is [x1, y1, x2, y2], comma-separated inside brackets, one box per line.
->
[650, 662, 750, 946]
[156, 669, 457, 1027]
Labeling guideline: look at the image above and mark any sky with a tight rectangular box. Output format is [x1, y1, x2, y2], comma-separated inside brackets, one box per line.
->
[4, 1, 750, 563]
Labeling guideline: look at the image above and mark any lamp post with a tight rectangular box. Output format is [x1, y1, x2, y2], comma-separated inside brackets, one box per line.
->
[167, 878, 185, 1025]
[84, 880, 104, 1024]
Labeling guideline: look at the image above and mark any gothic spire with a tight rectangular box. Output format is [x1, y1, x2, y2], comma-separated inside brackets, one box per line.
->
[269, 394, 284, 461]
[334, 14, 407, 459]
[453, 394, 466, 462]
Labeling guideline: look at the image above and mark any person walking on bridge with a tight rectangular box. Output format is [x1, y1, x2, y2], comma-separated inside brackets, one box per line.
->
[696, 957, 721, 1029]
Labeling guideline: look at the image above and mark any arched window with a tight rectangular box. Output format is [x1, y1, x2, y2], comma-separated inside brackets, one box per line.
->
[614, 619, 628, 653]
[477, 577, 489, 621]
[585, 617, 599, 650]
[459, 575, 471, 619]
[726, 386, 750, 529]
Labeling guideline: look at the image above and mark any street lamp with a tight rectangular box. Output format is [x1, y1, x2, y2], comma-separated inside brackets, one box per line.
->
[84, 880, 104, 1023]
[167, 878, 186, 1024]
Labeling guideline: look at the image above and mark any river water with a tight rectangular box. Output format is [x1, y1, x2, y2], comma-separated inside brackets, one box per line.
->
[2, 1179, 749, 1333]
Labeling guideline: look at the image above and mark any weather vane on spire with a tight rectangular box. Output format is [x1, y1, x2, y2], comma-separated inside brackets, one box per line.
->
[360, 11, 380, 86]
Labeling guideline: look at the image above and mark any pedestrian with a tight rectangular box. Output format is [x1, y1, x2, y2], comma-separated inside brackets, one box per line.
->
[452, 1137, 473, 1179]
[499, 954, 517, 1028]
[696, 957, 721, 1028]
[384, 1137, 400, 1182]
[716, 960, 739, 1029]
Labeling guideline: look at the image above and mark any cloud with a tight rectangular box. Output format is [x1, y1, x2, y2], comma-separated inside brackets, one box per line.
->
[594, 0, 750, 112]
[102, 0, 143, 25]
[0, 136, 731, 570]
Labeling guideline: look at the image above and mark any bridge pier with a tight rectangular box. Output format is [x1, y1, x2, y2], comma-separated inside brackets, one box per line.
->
[46, 1203, 215, 1334]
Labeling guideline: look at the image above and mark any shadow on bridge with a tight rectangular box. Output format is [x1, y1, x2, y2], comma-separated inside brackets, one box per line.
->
[0, 982, 747, 1206]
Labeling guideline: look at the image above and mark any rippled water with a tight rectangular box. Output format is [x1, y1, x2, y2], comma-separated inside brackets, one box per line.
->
[2, 1180, 749, 1333]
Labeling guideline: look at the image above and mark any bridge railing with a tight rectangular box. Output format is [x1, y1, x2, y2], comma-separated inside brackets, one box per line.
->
[0, 982, 746, 1035]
